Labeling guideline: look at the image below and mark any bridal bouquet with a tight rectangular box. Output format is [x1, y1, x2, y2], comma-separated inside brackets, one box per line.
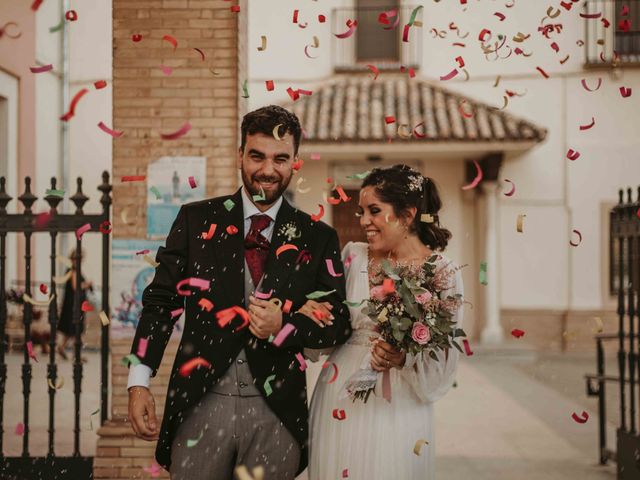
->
[342, 255, 465, 403]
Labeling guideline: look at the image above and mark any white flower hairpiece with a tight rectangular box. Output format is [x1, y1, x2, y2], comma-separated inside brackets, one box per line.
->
[407, 174, 424, 192]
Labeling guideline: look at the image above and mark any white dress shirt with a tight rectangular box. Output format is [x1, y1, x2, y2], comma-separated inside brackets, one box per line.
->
[127, 187, 283, 390]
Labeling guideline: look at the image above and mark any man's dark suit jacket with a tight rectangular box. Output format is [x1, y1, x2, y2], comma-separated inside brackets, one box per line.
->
[129, 188, 352, 475]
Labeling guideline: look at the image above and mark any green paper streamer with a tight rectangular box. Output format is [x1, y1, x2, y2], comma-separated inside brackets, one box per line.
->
[150, 186, 161, 200]
[268, 334, 275, 343]
[121, 354, 140, 367]
[479, 261, 488, 286]
[346, 171, 371, 180]
[49, 19, 64, 33]
[89, 408, 100, 431]
[45, 188, 65, 197]
[264, 374, 276, 397]
[241, 79, 249, 99]
[407, 5, 423, 27]
[343, 299, 366, 307]
[306, 289, 336, 300]
[252, 186, 266, 202]
[187, 431, 203, 447]
[224, 199, 235, 211]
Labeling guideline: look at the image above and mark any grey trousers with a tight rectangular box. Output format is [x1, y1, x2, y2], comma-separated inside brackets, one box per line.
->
[170, 392, 301, 480]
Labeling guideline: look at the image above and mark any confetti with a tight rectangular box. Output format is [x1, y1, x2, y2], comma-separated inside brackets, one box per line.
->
[122, 175, 145, 182]
[15, 422, 24, 435]
[179, 357, 211, 377]
[216, 306, 250, 331]
[137, 337, 149, 358]
[187, 431, 203, 448]
[536, 66, 550, 79]
[45, 188, 65, 197]
[132, 34, 142, 42]
[295, 177, 311, 194]
[224, 199, 235, 211]
[171, 308, 184, 318]
[226, 225, 239, 235]
[579, 117, 595, 131]
[122, 354, 140, 367]
[458, 100, 473, 118]
[503, 179, 516, 196]
[230, 5, 240, 13]
[620, 87, 632, 98]
[342, 469, 349, 478]
[188, 176, 197, 189]
[26, 341, 38, 362]
[516, 214, 526, 233]
[234, 465, 264, 480]
[439, 68, 459, 81]
[39, 283, 48, 295]
[98, 121, 124, 138]
[99, 311, 110, 326]
[571, 411, 589, 423]
[143, 255, 159, 268]
[310, 204, 325, 222]
[276, 244, 299, 258]
[161, 122, 192, 140]
[569, 229, 582, 247]
[479, 261, 488, 286]
[335, 20, 358, 39]
[162, 34, 178, 50]
[160, 65, 173, 76]
[295, 352, 308, 371]
[99, 220, 112, 234]
[272, 323, 297, 347]
[462, 339, 474, 356]
[253, 186, 266, 202]
[566, 149, 580, 161]
[384, 115, 396, 125]
[75, 223, 91, 240]
[198, 298, 214, 312]
[30, 64, 53, 74]
[413, 438, 429, 455]
[282, 299, 293, 314]
[201, 224, 216, 240]
[272, 123, 283, 141]
[592, 317, 604, 334]
[176, 277, 210, 296]
[326, 259, 343, 278]
[254, 289, 273, 300]
[462, 160, 482, 190]
[241, 79, 249, 99]
[81, 300, 94, 312]
[265, 80, 275, 91]
[150, 186, 161, 199]
[322, 361, 339, 383]
[264, 374, 276, 396]
[94, 80, 107, 89]
[413, 122, 426, 138]
[257, 35, 267, 51]
[307, 289, 336, 300]
[581, 78, 602, 92]
[332, 408, 346, 420]
[143, 461, 163, 478]
[65, 10, 78, 21]
[60, 88, 89, 121]
[511, 328, 525, 338]
[366, 64, 379, 80]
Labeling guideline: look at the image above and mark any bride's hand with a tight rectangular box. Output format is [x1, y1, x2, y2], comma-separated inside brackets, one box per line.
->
[370, 338, 406, 371]
[296, 300, 334, 328]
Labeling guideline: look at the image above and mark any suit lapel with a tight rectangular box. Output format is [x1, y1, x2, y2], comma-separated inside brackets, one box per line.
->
[260, 198, 298, 298]
[212, 189, 245, 306]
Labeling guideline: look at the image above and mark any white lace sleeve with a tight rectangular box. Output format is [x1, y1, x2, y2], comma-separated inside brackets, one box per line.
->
[399, 266, 464, 404]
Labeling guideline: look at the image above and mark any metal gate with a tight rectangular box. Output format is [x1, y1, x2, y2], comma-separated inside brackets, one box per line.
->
[0, 172, 112, 479]
[585, 186, 640, 479]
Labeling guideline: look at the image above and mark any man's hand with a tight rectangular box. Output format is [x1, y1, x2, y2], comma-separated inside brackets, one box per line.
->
[128, 386, 160, 441]
[248, 295, 283, 339]
[370, 338, 406, 371]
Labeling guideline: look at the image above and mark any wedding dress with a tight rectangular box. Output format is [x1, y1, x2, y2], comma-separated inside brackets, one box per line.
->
[308, 241, 464, 480]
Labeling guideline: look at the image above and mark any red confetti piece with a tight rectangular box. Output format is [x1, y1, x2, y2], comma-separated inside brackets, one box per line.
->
[452, 42, 466, 47]
[478, 28, 491, 42]
[621, 5, 630, 16]
[318, 14, 326, 23]
[170, 308, 184, 318]
[39, 284, 48, 295]
[439, 68, 459, 81]
[201, 224, 217, 240]
[136, 249, 150, 255]
[455, 56, 465, 68]
[569, 229, 582, 247]
[99, 220, 112, 234]
[226, 225, 239, 235]
[193, 48, 205, 61]
[536, 67, 550, 79]
[335, 21, 357, 39]
[65, 10, 78, 21]
[581, 78, 602, 92]
[400, 65, 416, 78]
[162, 34, 178, 50]
[326, 259, 343, 278]
[283, 299, 293, 314]
[265, 80, 275, 91]
[188, 176, 197, 189]
[179, 357, 211, 377]
[342, 469, 349, 478]
[579, 117, 595, 131]
[571, 411, 589, 423]
[503, 179, 516, 197]
[332, 408, 346, 420]
[385, 116, 395, 124]
[30, 64, 53, 74]
[580, 12, 602, 19]
[402, 24, 411, 42]
[272, 323, 296, 347]
[60, 88, 89, 121]
[198, 298, 214, 312]
[230, 5, 240, 13]
[293, 9, 299, 23]
[458, 100, 473, 119]
[132, 34, 142, 42]
[366, 64, 379, 80]
[254, 289, 273, 300]
[276, 244, 299, 258]
[413, 122, 426, 138]
[382, 278, 395, 294]
[620, 87, 632, 98]
[121, 175, 145, 182]
[94, 80, 107, 89]
[26, 341, 38, 362]
[462, 160, 483, 190]
[137, 337, 148, 358]
[31, 0, 44, 11]
[566, 149, 580, 161]
[462, 339, 474, 356]
[322, 361, 339, 383]
[511, 328, 525, 338]
[75, 223, 91, 240]
[98, 121, 124, 138]
[378, 9, 400, 30]
[176, 277, 210, 296]
[494, 12, 505, 21]
[15, 422, 25, 435]
[161, 121, 192, 140]
[292, 159, 304, 171]
[81, 300, 94, 312]
[550, 42, 560, 53]
[216, 306, 250, 331]
[34, 212, 52, 230]
[311, 204, 324, 222]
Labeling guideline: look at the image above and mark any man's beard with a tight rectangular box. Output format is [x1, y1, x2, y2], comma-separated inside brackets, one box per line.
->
[241, 169, 292, 205]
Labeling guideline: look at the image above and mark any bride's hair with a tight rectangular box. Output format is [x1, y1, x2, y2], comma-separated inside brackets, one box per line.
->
[361, 164, 452, 251]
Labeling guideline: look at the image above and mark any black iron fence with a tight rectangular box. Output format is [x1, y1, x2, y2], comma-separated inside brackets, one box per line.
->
[585, 0, 640, 65]
[585, 186, 640, 479]
[0, 172, 112, 479]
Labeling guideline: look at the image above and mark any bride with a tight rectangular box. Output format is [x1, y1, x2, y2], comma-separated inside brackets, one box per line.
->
[303, 164, 465, 480]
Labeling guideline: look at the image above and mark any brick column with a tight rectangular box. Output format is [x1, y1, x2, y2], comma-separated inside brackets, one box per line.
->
[98, 1, 246, 478]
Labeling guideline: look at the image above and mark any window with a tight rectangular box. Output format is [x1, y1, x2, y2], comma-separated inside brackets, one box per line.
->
[356, 0, 400, 63]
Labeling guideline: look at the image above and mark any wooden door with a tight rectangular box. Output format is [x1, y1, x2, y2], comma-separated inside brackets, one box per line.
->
[332, 189, 366, 250]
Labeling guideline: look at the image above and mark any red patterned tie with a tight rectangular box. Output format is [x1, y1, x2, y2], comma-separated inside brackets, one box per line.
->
[244, 214, 271, 286]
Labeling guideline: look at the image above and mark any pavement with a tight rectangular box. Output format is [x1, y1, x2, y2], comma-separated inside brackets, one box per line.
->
[1, 347, 619, 479]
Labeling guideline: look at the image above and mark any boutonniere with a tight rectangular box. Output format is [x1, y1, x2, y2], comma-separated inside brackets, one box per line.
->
[278, 221, 301, 242]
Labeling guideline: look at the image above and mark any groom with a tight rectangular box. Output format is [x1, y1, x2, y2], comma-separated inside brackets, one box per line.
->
[127, 105, 352, 479]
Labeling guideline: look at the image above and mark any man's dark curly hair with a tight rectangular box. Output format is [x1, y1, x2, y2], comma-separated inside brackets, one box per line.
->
[240, 105, 302, 155]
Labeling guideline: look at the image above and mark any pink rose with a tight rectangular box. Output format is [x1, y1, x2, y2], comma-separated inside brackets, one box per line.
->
[370, 285, 388, 301]
[415, 291, 432, 305]
[411, 322, 431, 345]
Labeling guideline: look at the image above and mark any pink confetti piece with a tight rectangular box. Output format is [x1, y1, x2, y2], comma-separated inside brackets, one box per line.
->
[325, 259, 343, 277]
[272, 323, 297, 347]
[344, 253, 356, 269]
[439, 68, 459, 81]
[335, 20, 357, 39]
[160, 65, 173, 76]
[30, 64, 53, 74]
[176, 277, 210, 296]
[75, 223, 91, 240]
[26, 341, 38, 362]
[170, 308, 184, 318]
[137, 337, 148, 358]
[342, 468, 349, 478]
[161, 121, 191, 140]
[254, 289, 274, 300]
[135, 249, 150, 255]
[98, 121, 124, 138]
[567, 149, 581, 161]
[462, 159, 483, 190]
[188, 176, 197, 189]
[366, 64, 379, 80]
[162, 34, 178, 50]
[143, 461, 162, 478]
[503, 179, 516, 197]
[60, 88, 89, 121]
[581, 78, 602, 92]
[15, 422, 25, 435]
[295, 352, 308, 371]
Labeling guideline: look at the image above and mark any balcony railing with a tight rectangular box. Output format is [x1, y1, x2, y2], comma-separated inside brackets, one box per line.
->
[585, 0, 640, 65]
[332, 5, 422, 72]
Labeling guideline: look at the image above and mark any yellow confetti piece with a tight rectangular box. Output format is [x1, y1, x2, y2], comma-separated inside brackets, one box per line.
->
[23, 293, 55, 307]
[516, 214, 526, 233]
[121, 207, 132, 225]
[257, 35, 267, 51]
[420, 214, 435, 223]
[99, 311, 110, 326]
[47, 377, 64, 390]
[235, 465, 264, 480]
[272, 123, 283, 141]
[143, 254, 159, 268]
[592, 316, 604, 334]
[397, 124, 412, 138]
[414, 438, 429, 455]
[296, 177, 311, 194]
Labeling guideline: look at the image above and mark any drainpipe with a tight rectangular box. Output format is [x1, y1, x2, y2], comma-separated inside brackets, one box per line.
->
[59, 0, 71, 258]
